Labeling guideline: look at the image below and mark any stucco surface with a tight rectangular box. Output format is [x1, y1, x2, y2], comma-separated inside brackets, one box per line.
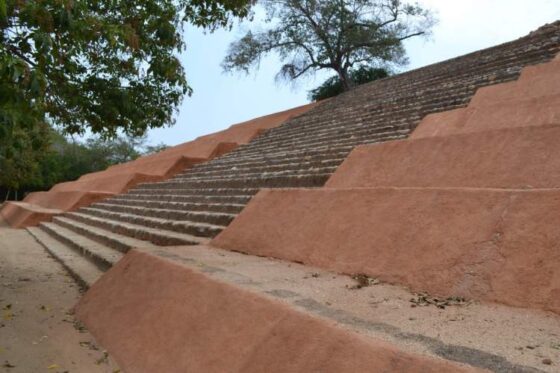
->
[76, 249, 479, 373]
[327, 124, 560, 189]
[212, 187, 560, 314]
[0, 202, 60, 228]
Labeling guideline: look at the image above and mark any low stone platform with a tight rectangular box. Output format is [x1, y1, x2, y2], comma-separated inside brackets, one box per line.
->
[76, 246, 560, 372]
[326, 124, 560, 189]
[212, 187, 560, 315]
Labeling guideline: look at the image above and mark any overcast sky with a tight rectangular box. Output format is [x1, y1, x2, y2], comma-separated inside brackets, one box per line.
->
[146, 0, 560, 147]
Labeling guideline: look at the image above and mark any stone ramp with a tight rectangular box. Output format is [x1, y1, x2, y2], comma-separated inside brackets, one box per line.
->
[0, 102, 319, 228]
[75, 246, 560, 372]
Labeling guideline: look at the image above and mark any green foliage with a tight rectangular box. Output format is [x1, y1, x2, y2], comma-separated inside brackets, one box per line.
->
[1, 129, 168, 198]
[1, 0, 251, 193]
[144, 142, 170, 154]
[182, 0, 254, 30]
[0, 121, 50, 190]
[308, 66, 389, 101]
[223, 0, 435, 90]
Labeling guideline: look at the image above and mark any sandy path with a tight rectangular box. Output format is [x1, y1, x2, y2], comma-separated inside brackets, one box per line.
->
[0, 218, 119, 373]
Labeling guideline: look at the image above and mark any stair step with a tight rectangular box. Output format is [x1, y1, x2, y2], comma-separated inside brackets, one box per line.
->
[79, 207, 224, 237]
[53, 216, 160, 253]
[105, 198, 246, 214]
[142, 173, 331, 189]
[201, 150, 351, 169]
[39, 222, 123, 271]
[116, 193, 254, 205]
[91, 203, 236, 226]
[173, 166, 339, 182]
[27, 227, 104, 288]
[61, 212, 208, 246]
[182, 159, 345, 178]
[126, 187, 259, 197]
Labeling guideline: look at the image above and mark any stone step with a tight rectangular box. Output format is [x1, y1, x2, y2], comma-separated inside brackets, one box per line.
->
[140, 173, 331, 189]
[115, 192, 254, 205]
[250, 91, 469, 142]
[39, 222, 123, 271]
[53, 216, 159, 253]
[202, 144, 355, 166]
[211, 139, 359, 159]
[105, 198, 246, 214]
[235, 131, 409, 158]
[27, 227, 104, 289]
[182, 158, 345, 178]
[78, 207, 223, 238]
[199, 149, 351, 169]
[231, 137, 408, 164]
[249, 122, 407, 148]
[61, 212, 208, 246]
[172, 166, 339, 182]
[91, 202, 236, 226]
[126, 187, 259, 197]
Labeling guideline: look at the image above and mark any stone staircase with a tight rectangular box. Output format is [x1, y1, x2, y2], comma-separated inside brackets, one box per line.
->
[28, 22, 560, 288]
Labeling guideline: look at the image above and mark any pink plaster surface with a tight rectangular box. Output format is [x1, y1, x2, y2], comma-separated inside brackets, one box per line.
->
[24, 191, 113, 211]
[327, 124, 560, 189]
[0, 202, 60, 229]
[76, 249, 479, 373]
[212, 188, 560, 315]
[1, 103, 319, 228]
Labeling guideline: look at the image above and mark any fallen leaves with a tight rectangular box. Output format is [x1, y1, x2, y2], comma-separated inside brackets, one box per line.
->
[348, 273, 380, 289]
[2, 311, 13, 321]
[95, 351, 109, 365]
[2, 304, 13, 321]
[2, 360, 15, 368]
[410, 292, 469, 309]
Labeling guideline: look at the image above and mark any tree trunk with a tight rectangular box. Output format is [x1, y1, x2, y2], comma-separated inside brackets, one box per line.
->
[338, 69, 354, 91]
[4, 190, 9, 202]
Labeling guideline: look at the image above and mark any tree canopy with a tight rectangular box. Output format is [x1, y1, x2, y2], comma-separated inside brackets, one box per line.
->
[1, 129, 168, 200]
[1, 0, 252, 193]
[223, 0, 435, 90]
[1, 0, 252, 139]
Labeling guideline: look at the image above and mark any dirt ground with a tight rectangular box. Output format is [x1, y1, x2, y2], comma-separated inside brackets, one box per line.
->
[0, 217, 119, 373]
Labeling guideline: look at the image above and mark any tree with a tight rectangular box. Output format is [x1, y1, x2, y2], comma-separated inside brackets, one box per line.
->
[0, 128, 171, 200]
[1, 0, 253, 140]
[1, 0, 252, 194]
[223, 0, 435, 91]
[0, 121, 50, 192]
[144, 142, 170, 154]
[308, 65, 389, 100]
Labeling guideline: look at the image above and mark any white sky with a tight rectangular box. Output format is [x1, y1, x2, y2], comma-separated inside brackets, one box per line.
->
[145, 0, 560, 146]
